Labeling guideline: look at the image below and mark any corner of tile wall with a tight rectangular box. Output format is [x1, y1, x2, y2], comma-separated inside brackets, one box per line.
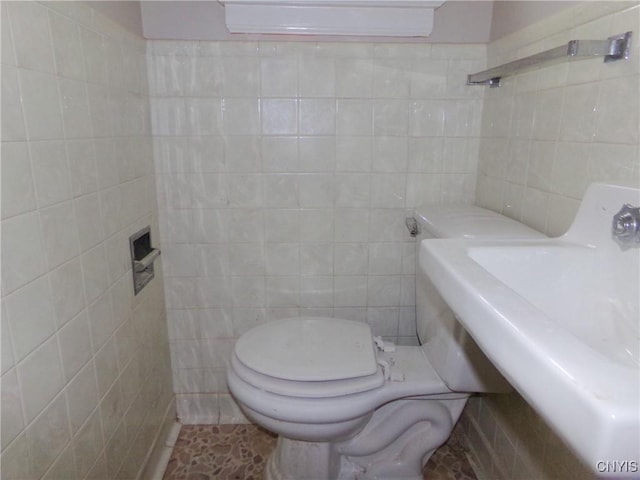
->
[175, 393, 251, 425]
[139, 401, 181, 480]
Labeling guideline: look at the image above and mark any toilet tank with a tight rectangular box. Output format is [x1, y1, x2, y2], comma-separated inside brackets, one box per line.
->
[414, 205, 545, 393]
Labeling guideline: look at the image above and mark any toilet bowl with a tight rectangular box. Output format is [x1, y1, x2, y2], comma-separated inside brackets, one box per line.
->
[227, 205, 545, 480]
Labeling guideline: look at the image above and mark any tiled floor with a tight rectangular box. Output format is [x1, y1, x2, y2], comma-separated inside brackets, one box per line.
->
[163, 424, 477, 480]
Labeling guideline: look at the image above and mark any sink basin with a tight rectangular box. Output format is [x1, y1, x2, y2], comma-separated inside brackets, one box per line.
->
[468, 244, 639, 368]
[421, 183, 640, 476]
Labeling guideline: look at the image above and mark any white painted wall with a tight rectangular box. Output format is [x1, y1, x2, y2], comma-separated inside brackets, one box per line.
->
[89, 1, 144, 36]
[141, 0, 494, 42]
[97, 0, 580, 44]
[489, 1, 578, 41]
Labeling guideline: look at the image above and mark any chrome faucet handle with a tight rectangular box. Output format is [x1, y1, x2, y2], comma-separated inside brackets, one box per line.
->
[612, 204, 640, 248]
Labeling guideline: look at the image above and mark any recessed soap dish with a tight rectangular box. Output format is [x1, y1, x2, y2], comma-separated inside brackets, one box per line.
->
[129, 226, 161, 295]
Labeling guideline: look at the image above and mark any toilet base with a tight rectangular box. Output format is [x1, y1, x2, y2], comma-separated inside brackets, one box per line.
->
[266, 437, 331, 480]
[264, 396, 468, 480]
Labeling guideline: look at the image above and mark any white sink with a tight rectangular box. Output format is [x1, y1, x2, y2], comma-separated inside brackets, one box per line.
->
[421, 183, 640, 476]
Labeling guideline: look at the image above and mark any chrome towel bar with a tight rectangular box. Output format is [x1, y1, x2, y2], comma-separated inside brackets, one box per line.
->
[468, 31, 633, 87]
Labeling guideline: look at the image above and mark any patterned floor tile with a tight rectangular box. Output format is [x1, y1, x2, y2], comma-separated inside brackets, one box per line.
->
[163, 424, 477, 480]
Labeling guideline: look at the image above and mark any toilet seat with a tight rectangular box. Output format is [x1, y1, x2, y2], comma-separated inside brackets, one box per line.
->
[231, 354, 385, 398]
[233, 317, 385, 398]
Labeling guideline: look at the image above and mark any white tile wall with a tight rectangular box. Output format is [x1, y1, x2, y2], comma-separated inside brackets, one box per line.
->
[5, 1, 628, 476]
[1, 2, 174, 479]
[466, 3, 640, 479]
[147, 39, 486, 421]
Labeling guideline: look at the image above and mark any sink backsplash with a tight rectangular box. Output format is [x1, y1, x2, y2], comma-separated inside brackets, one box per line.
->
[561, 183, 640, 249]
[561, 183, 640, 366]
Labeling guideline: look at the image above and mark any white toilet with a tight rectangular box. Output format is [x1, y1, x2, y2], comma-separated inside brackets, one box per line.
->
[227, 205, 545, 480]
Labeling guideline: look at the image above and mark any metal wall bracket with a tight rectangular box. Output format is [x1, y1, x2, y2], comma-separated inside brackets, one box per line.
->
[129, 226, 161, 295]
[468, 31, 633, 87]
[405, 216, 420, 237]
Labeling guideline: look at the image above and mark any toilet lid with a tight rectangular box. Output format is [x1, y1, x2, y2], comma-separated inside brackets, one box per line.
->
[234, 317, 379, 382]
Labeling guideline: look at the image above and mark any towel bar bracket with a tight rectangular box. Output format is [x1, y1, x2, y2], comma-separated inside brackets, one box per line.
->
[603, 31, 632, 63]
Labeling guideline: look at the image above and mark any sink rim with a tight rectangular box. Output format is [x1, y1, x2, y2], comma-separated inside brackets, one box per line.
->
[420, 236, 639, 475]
